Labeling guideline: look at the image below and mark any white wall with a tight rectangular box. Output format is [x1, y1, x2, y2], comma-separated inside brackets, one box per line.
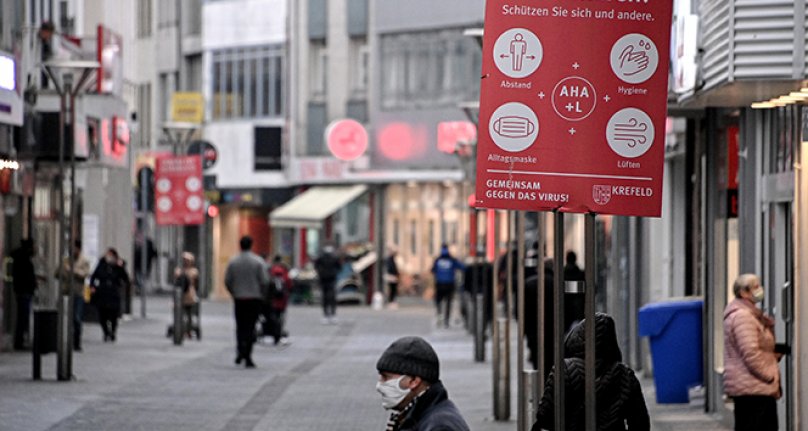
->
[203, 0, 287, 50]
[204, 121, 288, 188]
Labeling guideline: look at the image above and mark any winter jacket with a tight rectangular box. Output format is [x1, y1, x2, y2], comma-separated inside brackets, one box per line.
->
[268, 263, 292, 311]
[432, 247, 464, 285]
[723, 298, 781, 398]
[90, 259, 127, 310]
[225, 252, 270, 300]
[533, 313, 650, 431]
[398, 381, 470, 431]
[10, 247, 37, 296]
[314, 251, 341, 283]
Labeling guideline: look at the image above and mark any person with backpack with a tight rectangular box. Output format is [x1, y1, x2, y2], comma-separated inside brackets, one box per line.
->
[314, 243, 342, 325]
[431, 244, 465, 328]
[262, 255, 291, 345]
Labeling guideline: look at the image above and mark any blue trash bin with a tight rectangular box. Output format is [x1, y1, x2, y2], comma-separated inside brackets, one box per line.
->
[638, 298, 703, 404]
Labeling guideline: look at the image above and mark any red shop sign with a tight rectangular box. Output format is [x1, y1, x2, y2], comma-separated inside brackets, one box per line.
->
[475, 0, 673, 217]
[154, 155, 204, 226]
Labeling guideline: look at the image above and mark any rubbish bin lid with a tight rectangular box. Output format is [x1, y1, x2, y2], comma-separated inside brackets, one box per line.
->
[638, 298, 703, 337]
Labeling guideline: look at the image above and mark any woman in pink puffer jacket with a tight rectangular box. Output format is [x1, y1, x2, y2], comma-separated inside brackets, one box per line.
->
[723, 273, 781, 431]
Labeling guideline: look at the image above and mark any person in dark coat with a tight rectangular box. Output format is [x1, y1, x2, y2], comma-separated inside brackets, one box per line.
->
[90, 248, 128, 342]
[563, 250, 585, 282]
[532, 313, 650, 431]
[385, 246, 401, 307]
[376, 336, 470, 431]
[314, 243, 342, 324]
[11, 239, 38, 350]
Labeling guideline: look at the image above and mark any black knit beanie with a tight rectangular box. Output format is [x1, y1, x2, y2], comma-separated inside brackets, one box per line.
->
[376, 336, 440, 383]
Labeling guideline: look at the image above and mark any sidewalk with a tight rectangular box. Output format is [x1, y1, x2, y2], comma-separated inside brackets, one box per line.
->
[0, 296, 730, 430]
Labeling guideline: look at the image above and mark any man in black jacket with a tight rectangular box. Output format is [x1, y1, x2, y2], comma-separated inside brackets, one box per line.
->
[375, 336, 469, 431]
[12, 239, 38, 350]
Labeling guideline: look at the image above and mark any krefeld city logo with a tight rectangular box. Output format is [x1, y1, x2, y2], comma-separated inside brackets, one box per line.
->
[593, 185, 612, 205]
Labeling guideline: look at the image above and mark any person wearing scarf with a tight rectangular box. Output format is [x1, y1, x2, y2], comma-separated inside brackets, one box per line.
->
[375, 336, 470, 431]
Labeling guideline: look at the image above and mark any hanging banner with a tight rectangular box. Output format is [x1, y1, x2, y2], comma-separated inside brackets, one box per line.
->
[154, 155, 204, 225]
[475, 0, 673, 217]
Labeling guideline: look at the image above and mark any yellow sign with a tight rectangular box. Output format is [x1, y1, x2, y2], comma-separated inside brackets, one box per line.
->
[171, 92, 205, 124]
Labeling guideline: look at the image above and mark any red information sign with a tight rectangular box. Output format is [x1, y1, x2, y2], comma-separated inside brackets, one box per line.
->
[475, 0, 673, 217]
[326, 119, 368, 161]
[155, 155, 204, 226]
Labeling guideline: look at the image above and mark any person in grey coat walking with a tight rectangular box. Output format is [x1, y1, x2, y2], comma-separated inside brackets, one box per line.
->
[225, 236, 269, 368]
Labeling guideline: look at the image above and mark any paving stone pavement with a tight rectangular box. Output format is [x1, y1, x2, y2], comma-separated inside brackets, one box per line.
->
[0, 296, 731, 430]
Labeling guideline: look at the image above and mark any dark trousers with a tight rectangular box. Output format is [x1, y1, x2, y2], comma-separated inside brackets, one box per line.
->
[14, 294, 32, 349]
[73, 294, 84, 349]
[234, 299, 261, 360]
[435, 283, 455, 326]
[321, 281, 337, 317]
[261, 304, 285, 343]
[97, 306, 119, 340]
[387, 282, 398, 303]
[734, 395, 778, 431]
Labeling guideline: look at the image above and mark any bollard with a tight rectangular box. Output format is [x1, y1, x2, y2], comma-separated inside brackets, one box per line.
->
[523, 370, 540, 431]
[474, 293, 485, 362]
[57, 294, 73, 381]
[173, 286, 184, 345]
[494, 317, 511, 420]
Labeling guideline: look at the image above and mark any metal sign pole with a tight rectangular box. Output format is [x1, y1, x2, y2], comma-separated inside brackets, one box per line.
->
[491, 210, 504, 420]
[140, 167, 148, 319]
[584, 213, 597, 430]
[516, 211, 527, 430]
[537, 212, 546, 385]
[552, 211, 566, 430]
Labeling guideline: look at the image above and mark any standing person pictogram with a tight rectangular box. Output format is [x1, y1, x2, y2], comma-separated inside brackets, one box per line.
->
[510, 33, 528, 72]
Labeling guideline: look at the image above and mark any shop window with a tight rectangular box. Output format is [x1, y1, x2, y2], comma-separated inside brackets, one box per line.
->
[392, 218, 400, 248]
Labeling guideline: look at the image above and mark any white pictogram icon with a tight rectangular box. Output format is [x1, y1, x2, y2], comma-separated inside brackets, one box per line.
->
[156, 178, 172, 193]
[606, 108, 655, 158]
[610, 34, 658, 84]
[157, 197, 173, 212]
[187, 195, 202, 211]
[494, 29, 543, 79]
[489, 102, 539, 153]
[186, 176, 201, 192]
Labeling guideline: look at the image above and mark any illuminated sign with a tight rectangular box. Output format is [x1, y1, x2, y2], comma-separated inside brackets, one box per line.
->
[0, 56, 14, 91]
[0, 50, 22, 126]
[437, 121, 477, 154]
[325, 119, 368, 161]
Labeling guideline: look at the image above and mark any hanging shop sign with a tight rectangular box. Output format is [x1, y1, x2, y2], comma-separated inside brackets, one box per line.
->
[475, 0, 673, 217]
[154, 155, 204, 226]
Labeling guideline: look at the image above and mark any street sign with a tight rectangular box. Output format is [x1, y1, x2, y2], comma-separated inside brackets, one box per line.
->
[325, 119, 368, 161]
[171, 92, 205, 124]
[475, 0, 673, 217]
[154, 155, 204, 226]
[187, 140, 218, 170]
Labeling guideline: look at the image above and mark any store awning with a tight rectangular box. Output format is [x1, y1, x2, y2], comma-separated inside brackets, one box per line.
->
[269, 185, 368, 229]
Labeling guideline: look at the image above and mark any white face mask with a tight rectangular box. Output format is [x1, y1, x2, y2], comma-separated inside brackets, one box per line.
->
[751, 287, 765, 303]
[376, 375, 411, 410]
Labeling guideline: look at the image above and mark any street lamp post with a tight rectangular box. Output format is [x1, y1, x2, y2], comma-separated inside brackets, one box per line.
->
[42, 60, 99, 382]
[162, 122, 198, 346]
